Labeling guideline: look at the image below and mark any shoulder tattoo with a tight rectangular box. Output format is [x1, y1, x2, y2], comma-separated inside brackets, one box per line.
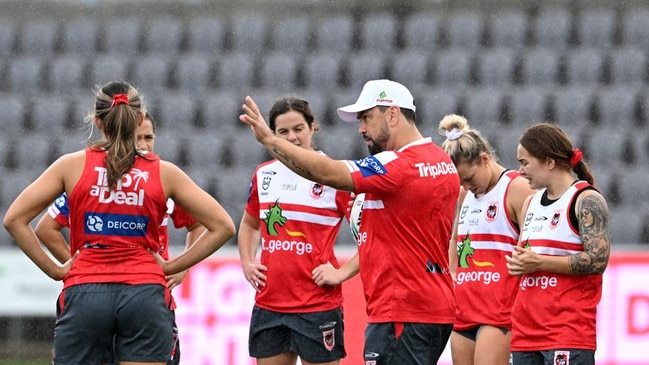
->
[570, 193, 611, 275]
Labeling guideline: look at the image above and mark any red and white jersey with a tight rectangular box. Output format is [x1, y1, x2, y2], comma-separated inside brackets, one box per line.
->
[158, 199, 196, 260]
[511, 181, 602, 351]
[245, 156, 351, 313]
[344, 137, 460, 324]
[454, 170, 521, 330]
[65, 148, 168, 289]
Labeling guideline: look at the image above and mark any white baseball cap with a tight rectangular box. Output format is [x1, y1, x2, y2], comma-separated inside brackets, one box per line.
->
[337, 79, 416, 122]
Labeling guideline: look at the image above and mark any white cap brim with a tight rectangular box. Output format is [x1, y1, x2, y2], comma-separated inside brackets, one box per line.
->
[336, 103, 377, 122]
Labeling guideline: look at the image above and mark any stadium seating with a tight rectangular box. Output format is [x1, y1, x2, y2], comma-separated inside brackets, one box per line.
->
[402, 12, 442, 51]
[358, 12, 398, 51]
[1, 3, 648, 247]
[186, 16, 226, 54]
[488, 9, 528, 50]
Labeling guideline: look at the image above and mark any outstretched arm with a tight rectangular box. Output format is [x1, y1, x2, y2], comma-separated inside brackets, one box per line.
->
[240, 96, 355, 191]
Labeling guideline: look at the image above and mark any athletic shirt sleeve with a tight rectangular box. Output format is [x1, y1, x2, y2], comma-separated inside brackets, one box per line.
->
[244, 168, 260, 218]
[169, 201, 196, 229]
[47, 193, 70, 228]
[344, 151, 403, 195]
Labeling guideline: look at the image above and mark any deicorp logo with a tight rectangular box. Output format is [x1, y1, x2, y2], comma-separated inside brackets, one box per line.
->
[84, 212, 149, 237]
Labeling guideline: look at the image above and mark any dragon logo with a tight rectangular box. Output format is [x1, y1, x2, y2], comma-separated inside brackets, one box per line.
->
[458, 234, 495, 268]
[264, 200, 287, 236]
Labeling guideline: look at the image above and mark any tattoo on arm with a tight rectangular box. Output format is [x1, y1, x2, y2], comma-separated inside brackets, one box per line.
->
[271, 147, 316, 180]
[570, 194, 611, 275]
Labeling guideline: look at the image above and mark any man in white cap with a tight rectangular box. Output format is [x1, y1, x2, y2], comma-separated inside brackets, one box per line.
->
[240, 79, 460, 365]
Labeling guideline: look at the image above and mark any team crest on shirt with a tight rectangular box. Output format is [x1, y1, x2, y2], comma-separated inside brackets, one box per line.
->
[460, 205, 468, 219]
[550, 210, 562, 229]
[554, 350, 569, 365]
[262, 176, 272, 191]
[310, 183, 325, 199]
[485, 201, 498, 222]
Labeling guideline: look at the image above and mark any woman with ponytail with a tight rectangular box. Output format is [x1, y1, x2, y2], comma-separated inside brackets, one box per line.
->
[3, 81, 235, 365]
[505, 123, 610, 365]
[438, 114, 535, 365]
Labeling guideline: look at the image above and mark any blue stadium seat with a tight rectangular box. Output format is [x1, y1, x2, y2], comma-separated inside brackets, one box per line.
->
[174, 53, 215, 92]
[0, 95, 27, 137]
[551, 86, 596, 125]
[104, 17, 143, 55]
[216, 52, 256, 90]
[258, 51, 299, 90]
[563, 47, 606, 86]
[609, 47, 647, 86]
[415, 87, 462, 134]
[359, 12, 398, 51]
[316, 124, 366, 161]
[131, 54, 172, 91]
[18, 18, 59, 55]
[444, 10, 485, 50]
[621, 7, 649, 48]
[143, 17, 184, 54]
[302, 51, 343, 91]
[389, 50, 431, 89]
[315, 14, 355, 54]
[183, 130, 226, 170]
[153, 134, 183, 166]
[0, 19, 17, 55]
[586, 126, 631, 167]
[48, 55, 88, 93]
[30, 94, 71, 132]
[61, 18, 98, 54]
[507, 86, 549, 126]
[229, 14, 269, 55]
[463, 87, 506, 124]
[489, 9, 528, 50]
[344, 51, 388, 89]
[519, 47, 560, 86]
[153, 92, 197, 131]
[7, 56, 45, 94]
[186, 16, 226, 54]
[402, 12, 441, 51]
[476, 47, 517, 86]
[576, 8, 617, 48]
[271, 15, 310, 53]
[89, 55, 131, 87]
[594, 86, 641, 127]
[12, 132, 54, 170]
[0, 171, 40, 212]
[608, 206, 647, 244]
[531, 8, 572, 49]
[198, 90, 240, 133]
[432, 48, 475, 86]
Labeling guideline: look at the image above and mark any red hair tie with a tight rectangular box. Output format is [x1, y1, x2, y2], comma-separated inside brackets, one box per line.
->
[570, 148, 583, 168]
[110, 94, 129, 108]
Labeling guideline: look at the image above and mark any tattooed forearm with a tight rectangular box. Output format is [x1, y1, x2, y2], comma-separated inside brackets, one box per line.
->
[270, 147, 317, 180]
[570, 194, 611, 275]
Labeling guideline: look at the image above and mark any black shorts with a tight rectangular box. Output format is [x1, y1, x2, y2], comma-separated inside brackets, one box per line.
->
[364, 322, 453, 365]
[53, 283, 173, 365]
[512, 349, 595, 365]
[248, 306, 346, 363]
[454, 325, 509, 342]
